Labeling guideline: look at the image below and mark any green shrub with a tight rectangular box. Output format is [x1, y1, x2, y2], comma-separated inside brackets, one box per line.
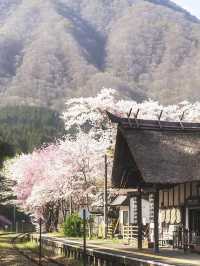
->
[63, 213, 83, 237]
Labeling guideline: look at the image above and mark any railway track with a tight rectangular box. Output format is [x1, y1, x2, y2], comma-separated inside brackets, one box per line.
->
[11, 234, 65, 266]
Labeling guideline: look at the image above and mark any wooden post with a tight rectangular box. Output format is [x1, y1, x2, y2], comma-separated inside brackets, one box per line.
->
[137, 187, 142, 249]
[104, 154, 108, 239]
[154, 189, 159, 253]
[182, 204, 188, 253]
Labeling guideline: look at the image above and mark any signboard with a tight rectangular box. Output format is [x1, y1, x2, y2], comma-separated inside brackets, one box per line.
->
[129, 197, 138, 224]
[79, 208, 90, 219]
[149, 193, 154, 223]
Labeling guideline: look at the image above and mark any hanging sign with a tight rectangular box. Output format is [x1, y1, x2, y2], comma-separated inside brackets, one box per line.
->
[129, 197, 138, 224]
[149, 193, 154, 223]
[79, 208, 90, 220]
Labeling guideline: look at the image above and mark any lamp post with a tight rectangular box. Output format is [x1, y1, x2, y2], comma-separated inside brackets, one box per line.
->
[83, 209, 86, 266]
[80, 207, 88, 266]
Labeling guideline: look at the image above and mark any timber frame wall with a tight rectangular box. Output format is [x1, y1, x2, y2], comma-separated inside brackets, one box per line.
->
[159, 182, 200, 209]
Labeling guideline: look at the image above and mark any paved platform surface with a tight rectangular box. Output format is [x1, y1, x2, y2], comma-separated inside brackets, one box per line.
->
[44, 235, 200, 266]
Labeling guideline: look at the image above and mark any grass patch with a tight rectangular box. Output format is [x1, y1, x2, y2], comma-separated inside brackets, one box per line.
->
[16, 240, 38, 253]
[46, 232, 122, 244]
[0, 234, 18, 249]
[47, 231, 64, 238]
[0, 234, 38, 251]
[0, 241, 13, 249]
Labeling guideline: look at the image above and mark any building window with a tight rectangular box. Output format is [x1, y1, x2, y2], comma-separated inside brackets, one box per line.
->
[123, 211, 129, 225]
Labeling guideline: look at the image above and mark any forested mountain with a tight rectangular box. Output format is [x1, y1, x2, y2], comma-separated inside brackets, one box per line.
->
[0, 106, 65, 153]
[0, 0, 200, 109]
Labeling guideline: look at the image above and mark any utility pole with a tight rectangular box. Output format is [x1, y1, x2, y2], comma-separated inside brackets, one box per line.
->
[104, 154, 108, 239]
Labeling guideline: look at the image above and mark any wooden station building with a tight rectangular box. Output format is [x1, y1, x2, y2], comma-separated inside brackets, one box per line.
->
[108, 111, 200, 252]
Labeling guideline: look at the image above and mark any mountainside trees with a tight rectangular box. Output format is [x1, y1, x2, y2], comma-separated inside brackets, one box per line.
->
[0, 0, 200, 108]
[0, 106, 65, 153]
[0, 141, 15, 225]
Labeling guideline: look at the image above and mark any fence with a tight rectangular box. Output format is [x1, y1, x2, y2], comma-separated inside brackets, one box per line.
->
[173, 228, 200, 251]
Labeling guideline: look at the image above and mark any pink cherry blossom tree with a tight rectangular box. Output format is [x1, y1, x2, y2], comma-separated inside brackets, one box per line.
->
[4, 88, 200, 231]
[3, 132, 109, 231]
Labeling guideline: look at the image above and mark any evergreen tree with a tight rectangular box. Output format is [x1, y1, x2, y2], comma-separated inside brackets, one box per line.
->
[0, 105, 65, 153]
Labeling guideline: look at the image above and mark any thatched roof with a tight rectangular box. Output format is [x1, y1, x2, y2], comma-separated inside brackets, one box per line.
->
[108, 112, 200, 188]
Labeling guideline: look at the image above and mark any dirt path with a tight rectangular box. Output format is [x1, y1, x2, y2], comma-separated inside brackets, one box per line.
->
[0, 234, 37, 266]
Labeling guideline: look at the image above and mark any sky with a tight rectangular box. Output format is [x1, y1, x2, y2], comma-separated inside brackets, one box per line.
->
[172, 0, 200, 18]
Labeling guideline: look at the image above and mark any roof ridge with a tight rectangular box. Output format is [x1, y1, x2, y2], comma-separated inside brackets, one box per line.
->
[107, 111, 200, 131]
